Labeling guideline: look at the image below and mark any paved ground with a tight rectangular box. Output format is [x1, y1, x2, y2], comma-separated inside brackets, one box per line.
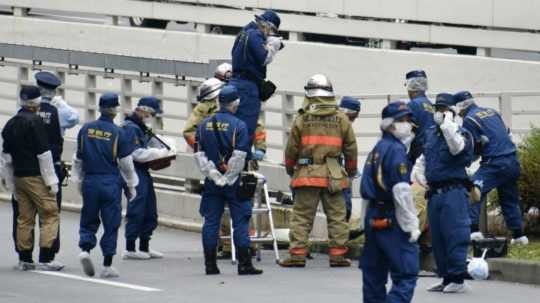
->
[0, 202, 539, 303]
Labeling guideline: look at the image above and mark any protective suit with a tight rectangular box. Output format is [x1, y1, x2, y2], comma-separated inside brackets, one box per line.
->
[122, 96, 169, 259]
[415, 93, 474, 293]
[455, 91, 526, 244]
[360, 101, 419, 303]
[281, 75, 358, 268]
[195, 85, 262, 276]
[73, 93, 138, 278]
[405, 70, 435, 163]
[230, 10, 282, 152]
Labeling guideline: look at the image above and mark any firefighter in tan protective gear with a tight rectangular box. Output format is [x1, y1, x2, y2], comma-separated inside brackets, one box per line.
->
[280, 74, 358, 268]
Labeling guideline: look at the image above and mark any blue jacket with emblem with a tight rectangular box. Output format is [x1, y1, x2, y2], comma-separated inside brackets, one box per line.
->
[37, 102, 63, 162]
[423, 125, 475, 184]
[462, 104, 516, 159]
[196, 109, 250, 171]
[408, 94, 435, 144]
[122, 114, 151, 171]
[231, 22, 268, 82]
[76, 115, 134, 175]
[361, 133, 411, 202]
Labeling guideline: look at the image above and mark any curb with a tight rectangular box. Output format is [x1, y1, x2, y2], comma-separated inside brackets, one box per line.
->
[488, 258, 540, 285]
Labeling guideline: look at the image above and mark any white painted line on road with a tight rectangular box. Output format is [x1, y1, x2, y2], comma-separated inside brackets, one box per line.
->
[31, 271, 162, 292]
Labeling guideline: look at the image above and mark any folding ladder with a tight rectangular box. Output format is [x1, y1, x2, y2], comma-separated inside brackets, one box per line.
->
[222, 172, 280, 264]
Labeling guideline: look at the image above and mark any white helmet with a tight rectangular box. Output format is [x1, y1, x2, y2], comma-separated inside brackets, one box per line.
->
[304, 74, 334, 98]
[467, 250, 489, 280]
[197, 78, 224, 102]
[214, 63, 232, 82]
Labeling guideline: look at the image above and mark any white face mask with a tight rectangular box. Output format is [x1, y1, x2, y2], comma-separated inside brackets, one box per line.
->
[143, 116, 153, 128]
[392, 121, 413, 140]
[434, 112, 444, 125]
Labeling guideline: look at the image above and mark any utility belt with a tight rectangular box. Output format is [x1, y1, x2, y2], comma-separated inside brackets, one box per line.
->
[368, 200, 394, 230]
[426, 179, 470, 199]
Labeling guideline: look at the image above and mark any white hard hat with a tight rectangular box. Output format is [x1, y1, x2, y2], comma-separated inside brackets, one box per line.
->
[198, 78, 224, 102]
[214, 63, 232, 82]
[304, 74, 334, 98]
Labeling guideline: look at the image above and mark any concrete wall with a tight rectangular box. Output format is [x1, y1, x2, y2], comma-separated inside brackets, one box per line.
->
[3, 15, 540, 96]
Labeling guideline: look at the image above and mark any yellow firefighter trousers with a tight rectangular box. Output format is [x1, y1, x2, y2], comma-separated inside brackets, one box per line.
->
[289, 187, 348, 249]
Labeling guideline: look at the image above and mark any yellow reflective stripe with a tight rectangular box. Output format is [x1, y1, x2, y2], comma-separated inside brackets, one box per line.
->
[112, 135, 118, 162]
[376, 163, 387, 191]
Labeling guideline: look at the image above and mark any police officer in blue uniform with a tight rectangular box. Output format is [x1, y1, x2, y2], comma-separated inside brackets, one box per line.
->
[194, 85, 262, 276]
[71, 93, 139, 278]
[122, 96, 169, 260]
[412, 93, 475, 293]
[405, 70, 435, 163]
[454, 91, 528, 245]
[31, 71, 80, 262]
[230, 10, 283, 152]
[360, 101, 420, 303]
[339, 96, 361, 222]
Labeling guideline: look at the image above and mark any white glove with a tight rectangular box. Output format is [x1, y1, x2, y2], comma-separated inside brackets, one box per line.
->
[127, 187, 137, 202]
[223, 150, 247, 186]
[215, 176, 227, 187]
[48, 185, 59, 196]
[440, 111, 454, 130]
[411, 155, 428, 189]
[264, 36, 283, 65]
[266, 36, 283, 52]
[440, 112, 465, 156]
[409, 229, 421, 243]
[208, 169, 226, 187]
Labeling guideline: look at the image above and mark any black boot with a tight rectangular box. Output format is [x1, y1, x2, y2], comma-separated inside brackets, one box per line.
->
[204, 248, 220, 275]
[237, 247, 263, 275]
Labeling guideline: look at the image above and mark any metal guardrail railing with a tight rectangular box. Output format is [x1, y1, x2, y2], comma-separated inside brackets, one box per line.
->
[0, 54, 540, 195]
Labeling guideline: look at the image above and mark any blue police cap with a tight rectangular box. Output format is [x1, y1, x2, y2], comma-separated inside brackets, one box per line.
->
[255, 10, 281, 30]
[454, 91, 473, 103]
[382, 101, 412, 120]
[137, 96, 162, 115]
[219, 85, 239, 104]
[405, 70, 427, 79]
[435, 93, 456, 108]
[99, 93, 119, 108]
[35, 71, 61, 90]
[339, 96, 361, 112]
[20, 85, 41, 101]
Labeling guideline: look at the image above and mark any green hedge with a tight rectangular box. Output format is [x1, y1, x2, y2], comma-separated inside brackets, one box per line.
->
[518, 127, 540, 214]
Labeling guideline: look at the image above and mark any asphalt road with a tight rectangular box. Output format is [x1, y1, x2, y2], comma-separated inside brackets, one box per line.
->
[0, 202, 539, 303]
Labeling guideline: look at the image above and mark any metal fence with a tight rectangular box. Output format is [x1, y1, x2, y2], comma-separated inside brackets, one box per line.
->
[1, 57, 540, 170]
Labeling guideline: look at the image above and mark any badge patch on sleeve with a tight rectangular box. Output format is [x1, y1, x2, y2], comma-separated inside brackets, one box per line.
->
[399, 163, 408, 176]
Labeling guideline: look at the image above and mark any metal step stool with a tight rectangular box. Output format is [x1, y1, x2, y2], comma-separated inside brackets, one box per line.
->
[221, 172, 280, 264]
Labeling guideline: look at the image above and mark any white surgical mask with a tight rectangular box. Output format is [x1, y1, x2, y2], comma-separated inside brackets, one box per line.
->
[434, 112, 444, 125]
[143, 116, 153, 128]
[392, 122, 413, 140]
